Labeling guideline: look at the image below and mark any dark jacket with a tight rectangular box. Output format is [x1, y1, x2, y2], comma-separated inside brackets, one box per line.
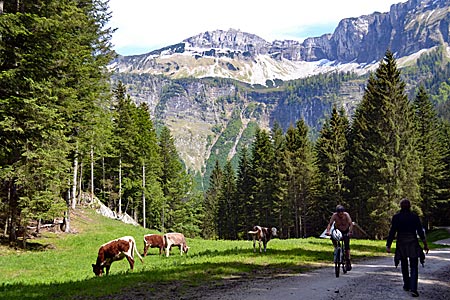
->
[386, 209, 426, 266]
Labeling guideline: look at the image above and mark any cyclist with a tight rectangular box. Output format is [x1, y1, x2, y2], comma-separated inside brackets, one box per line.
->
[326, 205, 353, 271]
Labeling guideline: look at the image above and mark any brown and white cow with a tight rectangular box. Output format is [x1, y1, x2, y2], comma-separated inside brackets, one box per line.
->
[248, 226, 277, 253]
[143, 234, 165, 256]
[92, 236, 143, 276]
[163, 232, 189, 257]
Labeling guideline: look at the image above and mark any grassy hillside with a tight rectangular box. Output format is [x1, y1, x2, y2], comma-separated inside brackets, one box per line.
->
[0, 207, 447, 300]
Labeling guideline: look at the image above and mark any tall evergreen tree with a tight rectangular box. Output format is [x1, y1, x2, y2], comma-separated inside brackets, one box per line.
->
[203, 160, 222, 239]
[235, 146, 254, 236]
[413, 86, 445, 230]
[284, 120, 316, 237]
[435, 121, 450, 225]
[0, 0, 114, 242]
[158, 126, 198, 233]
[315, 105, 350, 216]
[217, 160, 237, 239]
[348, 50, 421, 238]
[250, 129, 276, 227]
[133, 103, 163, 228]
[111, 81, 138, 215]
[271, 122, 288, 237]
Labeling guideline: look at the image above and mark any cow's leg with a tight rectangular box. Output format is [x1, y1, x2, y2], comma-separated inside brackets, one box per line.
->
[126, 255, 135, 270]
[263, 241, 267, 252]
[252, 237, 256, 253]
[259, 240, 262, 253]
[105, 265, 110, 276]
[143, 245, 148, 256]
[166, 244, 171, 257]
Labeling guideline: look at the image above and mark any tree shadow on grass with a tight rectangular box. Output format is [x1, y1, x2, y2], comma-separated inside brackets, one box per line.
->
[0, 235, 55, 252]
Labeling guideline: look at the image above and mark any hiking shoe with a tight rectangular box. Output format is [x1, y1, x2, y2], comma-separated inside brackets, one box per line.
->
[411, 290, 419, 297]
[403, 286, 410, 291]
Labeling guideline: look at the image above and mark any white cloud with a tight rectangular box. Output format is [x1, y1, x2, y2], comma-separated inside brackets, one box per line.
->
[108, 0, 406, 55]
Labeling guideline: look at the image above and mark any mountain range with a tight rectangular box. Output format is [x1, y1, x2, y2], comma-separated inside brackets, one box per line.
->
[110, 0, 450, 186]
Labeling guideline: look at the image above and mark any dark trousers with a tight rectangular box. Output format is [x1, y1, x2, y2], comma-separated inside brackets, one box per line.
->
[401, 257, 418, 292]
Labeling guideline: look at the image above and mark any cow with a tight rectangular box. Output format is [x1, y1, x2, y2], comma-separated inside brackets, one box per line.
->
[92, 236, 143, 276]
[248, 226, 277, 253]
[143, 234, 165, 256]
[164, 232, 189, 257]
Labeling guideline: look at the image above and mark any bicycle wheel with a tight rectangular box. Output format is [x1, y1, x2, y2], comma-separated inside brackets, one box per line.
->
[335, 247, 341, 277]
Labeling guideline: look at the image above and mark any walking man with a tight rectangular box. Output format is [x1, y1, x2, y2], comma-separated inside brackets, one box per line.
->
[386, 198, 429, 297]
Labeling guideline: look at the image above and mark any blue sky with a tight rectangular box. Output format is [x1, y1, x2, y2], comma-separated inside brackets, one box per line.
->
[108, 0, 406, 56]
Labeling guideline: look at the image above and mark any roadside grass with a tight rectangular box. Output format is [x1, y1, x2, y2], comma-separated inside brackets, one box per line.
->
[0, 208, 448, 300]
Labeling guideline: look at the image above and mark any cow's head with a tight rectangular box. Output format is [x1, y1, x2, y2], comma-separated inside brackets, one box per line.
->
[183, 245, 190, 254]
[271, 227, 277, 237]
[92, 264, 104, 276]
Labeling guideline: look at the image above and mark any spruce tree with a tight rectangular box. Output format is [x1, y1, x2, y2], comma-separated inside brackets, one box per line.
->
[203, 160, 222, 239]
[217, 160, 237, 239]
[284, 119, 317, 237]
[348, 50, 421, 238]
[134, 103, 163, 228]
[250, 128, 276, 227]
[0, 0, 114, 242]
[413, 86, 445, 230]
[271, 122, 288, 238]
[315, 105, 350, 215]
[235, 146, 254, 236]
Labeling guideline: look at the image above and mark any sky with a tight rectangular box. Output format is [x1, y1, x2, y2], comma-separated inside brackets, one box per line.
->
[107, 0, 407, 56]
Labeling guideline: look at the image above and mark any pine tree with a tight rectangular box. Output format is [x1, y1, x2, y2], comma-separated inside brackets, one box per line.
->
[435, 121, 450, 224]
[271, 122, 288, 238]
[250, 128, 276, 226]
[0, 0, 114, 242]
[133, 103, 163, 228]
[203, 160, 222, 239]
[235, 146, 254, 236]
[158, 126, 197, 233]
[413, 86, 446, 230]
[315, 105, 350, 215]
[348, 50, 421, 238]
[284, 119, 316, 237]
[217, 160, 237, 239]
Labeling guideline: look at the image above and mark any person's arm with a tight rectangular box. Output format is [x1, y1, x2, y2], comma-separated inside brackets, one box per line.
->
[326, 214, 335, 235]
[347, 213, 353, 236]
[416, 216, 429, 254]
[386, 215, 397, 252]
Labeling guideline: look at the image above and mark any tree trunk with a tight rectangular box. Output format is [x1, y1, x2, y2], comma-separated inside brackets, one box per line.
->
[142, 163, 146, 228]
[64, 187, 71, 233]
[119, 157, 122, 214]
[71, 143, 79, 210]
[90, 146, 94, 203]
[78, 162, 83, 204]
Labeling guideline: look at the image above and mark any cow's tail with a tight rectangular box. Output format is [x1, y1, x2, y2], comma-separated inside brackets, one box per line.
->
[132, 238, 144, 263]
[248, 230, 257, 235]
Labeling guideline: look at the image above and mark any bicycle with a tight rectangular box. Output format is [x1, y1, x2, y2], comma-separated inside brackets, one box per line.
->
[331, 228, 347, 277]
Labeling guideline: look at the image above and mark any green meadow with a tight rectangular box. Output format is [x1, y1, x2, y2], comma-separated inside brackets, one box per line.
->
[0, 208, 447, 300]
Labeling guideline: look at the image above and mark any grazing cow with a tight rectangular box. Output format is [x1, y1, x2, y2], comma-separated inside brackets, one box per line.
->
[164, 232, 189, 257]
[248, 226, 277, 253]
[143, 234, 165, 256]
[92, 236, 143, 276]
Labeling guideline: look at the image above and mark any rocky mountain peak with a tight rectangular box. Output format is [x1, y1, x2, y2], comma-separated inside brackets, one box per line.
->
[183, 29, 271, 53]
[111, 0, 450, 85]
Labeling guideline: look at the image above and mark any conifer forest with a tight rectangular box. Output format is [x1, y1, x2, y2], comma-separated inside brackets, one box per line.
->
[1, 1, 449, 244]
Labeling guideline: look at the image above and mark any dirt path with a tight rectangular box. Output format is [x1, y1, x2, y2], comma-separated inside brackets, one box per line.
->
[190, 248, 450, 300]
[97, 244, 450, 300]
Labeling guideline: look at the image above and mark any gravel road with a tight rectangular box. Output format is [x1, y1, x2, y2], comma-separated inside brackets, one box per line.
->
[194, 248, 450, 300]
[96, 238, 450, 300]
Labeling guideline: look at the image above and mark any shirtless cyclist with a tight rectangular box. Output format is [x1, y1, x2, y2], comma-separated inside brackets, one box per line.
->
[326, 205, 353, 271]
